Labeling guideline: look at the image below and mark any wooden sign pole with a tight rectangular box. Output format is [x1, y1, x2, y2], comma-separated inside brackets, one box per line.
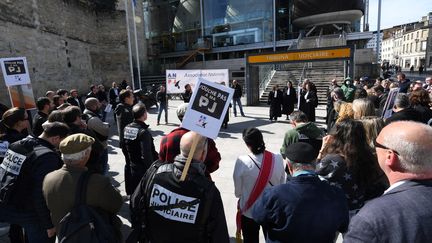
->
[180, 136, 199, 181]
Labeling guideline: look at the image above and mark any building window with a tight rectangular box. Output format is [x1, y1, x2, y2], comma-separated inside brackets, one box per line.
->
[421, 41, 427, 51]
[416, 31, 419, 38]
[410, 43, 412, 53]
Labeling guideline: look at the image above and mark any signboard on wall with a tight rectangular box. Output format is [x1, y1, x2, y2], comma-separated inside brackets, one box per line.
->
[247, 47, 352, 64]
[166, 69, 229, 94]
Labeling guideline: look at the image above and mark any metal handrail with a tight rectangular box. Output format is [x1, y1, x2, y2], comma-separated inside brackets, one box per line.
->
[259, 66, 276, 96]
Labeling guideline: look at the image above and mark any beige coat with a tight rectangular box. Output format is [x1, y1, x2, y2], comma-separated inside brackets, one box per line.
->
[42, 165, 123, 230]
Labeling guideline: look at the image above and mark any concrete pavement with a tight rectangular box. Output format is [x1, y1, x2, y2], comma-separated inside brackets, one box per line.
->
[108, 100, 329, 242]
[0, 100, 329, 243]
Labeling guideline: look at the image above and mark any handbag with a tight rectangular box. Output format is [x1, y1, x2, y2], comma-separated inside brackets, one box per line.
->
[236, 151, 274, 243]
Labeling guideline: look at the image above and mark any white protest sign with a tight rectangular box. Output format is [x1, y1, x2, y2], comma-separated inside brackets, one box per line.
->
[181, 78, 234, 139]
[0, 57, 31, 87]
[166, 69, 229, 94]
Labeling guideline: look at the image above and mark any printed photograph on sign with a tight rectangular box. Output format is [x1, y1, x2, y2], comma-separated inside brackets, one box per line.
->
[181, 78, 234, 139]
[149, 184, 200, 224]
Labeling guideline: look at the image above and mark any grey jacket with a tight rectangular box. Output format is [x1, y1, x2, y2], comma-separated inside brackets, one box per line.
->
[344, 180, 432, 243]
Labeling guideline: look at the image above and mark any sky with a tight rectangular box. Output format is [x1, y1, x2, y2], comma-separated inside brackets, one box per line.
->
[368, 0, 432, 31]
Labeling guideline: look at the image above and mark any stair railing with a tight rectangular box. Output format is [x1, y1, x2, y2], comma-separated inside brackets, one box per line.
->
[259, 66, 276, 97]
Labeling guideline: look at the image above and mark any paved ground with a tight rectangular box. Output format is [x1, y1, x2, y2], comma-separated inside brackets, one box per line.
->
[108, 100, 329, 242]
[0, 100, 330, 243]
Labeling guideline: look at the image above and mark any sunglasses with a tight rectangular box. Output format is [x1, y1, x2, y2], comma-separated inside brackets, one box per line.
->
[374, 139, 399, 155]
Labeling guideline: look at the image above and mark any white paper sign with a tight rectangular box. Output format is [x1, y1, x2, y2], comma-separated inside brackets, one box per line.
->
[149, 184, 200, 224]
[181, 78, 234, 139]
[124, 127, 139, 140]
[166, 69, 229, 94]
[0, 149, 27, 175]
[0, 57, 31, 87]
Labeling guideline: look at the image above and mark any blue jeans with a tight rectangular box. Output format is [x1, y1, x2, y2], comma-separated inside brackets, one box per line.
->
[157, 102, 168, 123]
[232, 97, 245, 116]
[0, 205, 50, 243]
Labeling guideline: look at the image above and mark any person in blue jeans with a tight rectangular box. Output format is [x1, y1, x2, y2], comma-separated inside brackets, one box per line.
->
[156, 85, 168, 125]
[231, 80, 245, 117]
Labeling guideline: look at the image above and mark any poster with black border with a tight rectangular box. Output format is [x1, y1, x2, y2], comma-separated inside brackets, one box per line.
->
[181, 78, 234, 139]
[0, 57, 31, 87]
[381, 88, 399, 119]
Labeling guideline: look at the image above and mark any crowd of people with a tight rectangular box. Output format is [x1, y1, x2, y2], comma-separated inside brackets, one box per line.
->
[0, 73, 431, 243]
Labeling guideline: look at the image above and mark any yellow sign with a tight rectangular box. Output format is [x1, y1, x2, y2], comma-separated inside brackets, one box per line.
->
[248, 48, 351, 64]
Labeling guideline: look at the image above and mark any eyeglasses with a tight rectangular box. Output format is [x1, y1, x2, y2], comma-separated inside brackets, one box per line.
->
[374, 139, 399, 155]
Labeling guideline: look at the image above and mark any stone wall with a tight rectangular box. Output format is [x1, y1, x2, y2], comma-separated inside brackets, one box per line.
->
[0, 0, 129, 106]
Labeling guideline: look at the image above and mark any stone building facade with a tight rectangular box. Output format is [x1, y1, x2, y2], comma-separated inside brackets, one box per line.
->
[0, 0, 130, 106]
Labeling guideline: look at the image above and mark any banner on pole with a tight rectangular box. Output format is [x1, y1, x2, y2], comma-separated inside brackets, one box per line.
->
[166, 69, 229, 94]
[0, 57, 31, 87]
[181, 78, 234, 139]
[8, 84, 36, 110]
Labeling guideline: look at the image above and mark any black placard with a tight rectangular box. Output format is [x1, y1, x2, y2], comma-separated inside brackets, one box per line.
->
[191, 83, 229, 120]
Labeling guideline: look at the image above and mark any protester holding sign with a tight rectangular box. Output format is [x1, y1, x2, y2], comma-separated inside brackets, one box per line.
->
[129, 131, 229, 243]
[233, 128, 286, 243]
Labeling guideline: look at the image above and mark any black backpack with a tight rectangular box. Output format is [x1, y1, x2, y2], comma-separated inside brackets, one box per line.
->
[58, 172, 119, 243]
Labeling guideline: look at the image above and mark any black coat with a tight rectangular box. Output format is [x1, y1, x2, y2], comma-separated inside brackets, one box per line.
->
[282, 87, 296, 115]
[385, 107, 423, 125]
[66, 96, 85, 111]
[268, 90, 283, 119]
[300, 90, 318, 122]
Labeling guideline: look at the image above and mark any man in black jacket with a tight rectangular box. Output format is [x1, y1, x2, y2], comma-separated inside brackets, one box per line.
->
[122, 103, 158, 195]
[32, 97, 53, 137]
[231, 80, 245, 117]
[66, 89, 85, 111]
[115, 90, 135, 193]
[130, 131, 229, 243]
[385, 93, 422, 125]
[0, 122, 70, 242]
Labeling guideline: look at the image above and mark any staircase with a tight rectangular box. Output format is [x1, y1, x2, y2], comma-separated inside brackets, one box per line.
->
[259, 33, 347, 105]
[259, 61, 345, 105]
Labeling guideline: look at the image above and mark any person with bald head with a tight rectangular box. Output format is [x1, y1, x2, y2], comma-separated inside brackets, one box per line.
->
[83, 97, 110, 174]
[130, 131, 229, 243]
[344, 121, 432, 243]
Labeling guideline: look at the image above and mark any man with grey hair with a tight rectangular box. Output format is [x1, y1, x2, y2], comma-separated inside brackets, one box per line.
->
[83, 97, 110, 174]
[43, 133, 122, 239]
[385, 93, 422, 125]
[280, 110, 323, 157]
[344, 121, 432, 242]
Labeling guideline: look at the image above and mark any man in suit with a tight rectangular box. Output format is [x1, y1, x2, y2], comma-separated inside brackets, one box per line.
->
[344, 121, 432, 243]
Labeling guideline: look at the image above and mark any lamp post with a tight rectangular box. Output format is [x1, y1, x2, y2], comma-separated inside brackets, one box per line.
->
[376, 0, 382, 64]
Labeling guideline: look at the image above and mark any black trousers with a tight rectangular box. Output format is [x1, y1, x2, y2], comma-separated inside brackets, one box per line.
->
[241, 215, 266, 243]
